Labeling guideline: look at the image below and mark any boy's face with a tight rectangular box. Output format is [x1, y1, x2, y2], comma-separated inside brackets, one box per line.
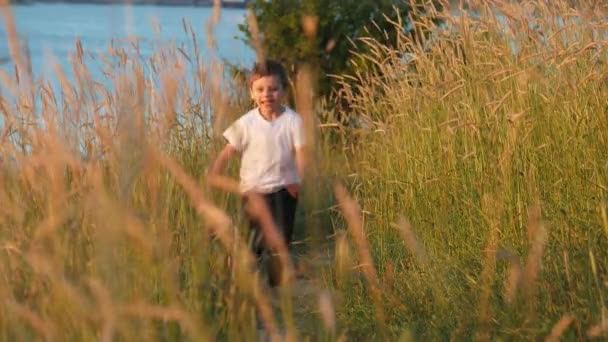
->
[250, 75, 284, 114]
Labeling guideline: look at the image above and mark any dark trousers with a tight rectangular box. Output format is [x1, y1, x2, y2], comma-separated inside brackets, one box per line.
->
[246, 188, 297, 287]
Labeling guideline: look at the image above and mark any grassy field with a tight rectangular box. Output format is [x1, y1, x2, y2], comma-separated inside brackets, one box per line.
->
[1, 0, 607, 340]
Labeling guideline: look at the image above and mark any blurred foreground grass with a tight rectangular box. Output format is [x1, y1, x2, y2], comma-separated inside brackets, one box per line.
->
[1, 0, 607, 340]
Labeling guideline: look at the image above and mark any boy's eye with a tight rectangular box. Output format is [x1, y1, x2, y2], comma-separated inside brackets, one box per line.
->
[254, 87, 279, 93]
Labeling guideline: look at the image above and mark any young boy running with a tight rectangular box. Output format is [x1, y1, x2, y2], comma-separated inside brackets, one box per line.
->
[209, 59, 306, 287]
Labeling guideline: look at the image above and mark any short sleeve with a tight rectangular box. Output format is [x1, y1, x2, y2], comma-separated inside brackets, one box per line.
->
[222, 119, 244, 151]
[292, 114, 305, 149]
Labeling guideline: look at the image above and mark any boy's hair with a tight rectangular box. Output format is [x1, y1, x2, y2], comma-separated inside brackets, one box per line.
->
[250, 59, 289, 89]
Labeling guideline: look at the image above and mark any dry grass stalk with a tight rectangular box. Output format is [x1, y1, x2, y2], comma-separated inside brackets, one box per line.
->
[8, 301, 57, 341]
[0, 0, 24, 75]
[152, 151, 281, 336]
[545, 315, 575, 342]
[334, 184, 379, 286]
[207, 176, 295, 287]
[204, 2, 230, 137]
[210, 62, 228, 136]
[119, 303, 204, 340]
[334, 183, 385, 327]
[393, 217, 429, 267]
[246, 8, 265, 64]
[154, 151, 233, 243]
[158, 69, 180, 136]
[477, 194, 501, 341]
[294, 62, 316, 209]
[207, 174, 241, 193]
[88, 279, 117, 342]
[522, 205, 547, 321]
[601, 204, 608, 242]
[318, 290, 336, 333]
[25, 247, 89, 307]
[0, 0, 606, 339]
[497, 248, 522, 304]
[296, 63, 315, 148]
[334, 230, 352, 285]
[504, 258, 522, 305]
[302, 15, 318, 39]
[587, 317, 608, 338]
[206, 0, 221, 48]
[244, 192, 297, 290]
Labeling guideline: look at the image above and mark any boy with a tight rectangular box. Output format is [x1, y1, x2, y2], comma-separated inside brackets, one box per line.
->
[208, 59, 306, 287]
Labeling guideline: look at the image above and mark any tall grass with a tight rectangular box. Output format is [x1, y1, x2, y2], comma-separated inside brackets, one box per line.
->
[0, 0, 607, 340]
[328, 0, 608, 339]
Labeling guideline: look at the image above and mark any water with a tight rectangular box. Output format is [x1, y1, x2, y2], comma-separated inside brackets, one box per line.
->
[0, 3, 254, 82]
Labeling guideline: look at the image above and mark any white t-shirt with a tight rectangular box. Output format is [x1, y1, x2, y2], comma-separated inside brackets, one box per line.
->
[223, 107, 305, 193]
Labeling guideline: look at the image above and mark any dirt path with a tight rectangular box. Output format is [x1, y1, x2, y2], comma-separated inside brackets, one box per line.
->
[288, 246, 337, 335]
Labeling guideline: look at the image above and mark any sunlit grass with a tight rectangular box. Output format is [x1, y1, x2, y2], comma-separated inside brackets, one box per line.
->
[0, 0, 607, 340]
[326, 0, 608, 339]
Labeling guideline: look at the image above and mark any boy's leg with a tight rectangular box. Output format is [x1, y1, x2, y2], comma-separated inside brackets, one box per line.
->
[266, 188, 298, 287]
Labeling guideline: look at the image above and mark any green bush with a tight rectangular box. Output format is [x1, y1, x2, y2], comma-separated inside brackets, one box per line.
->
[238, 0, 443, 102]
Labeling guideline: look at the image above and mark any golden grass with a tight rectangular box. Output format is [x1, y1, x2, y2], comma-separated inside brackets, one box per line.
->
[0, 0, 607, 340]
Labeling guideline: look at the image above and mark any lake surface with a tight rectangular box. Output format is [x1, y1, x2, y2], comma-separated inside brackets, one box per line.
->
[0, 3, 253, 82]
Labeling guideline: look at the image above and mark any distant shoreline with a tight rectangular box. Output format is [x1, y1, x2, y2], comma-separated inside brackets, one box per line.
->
[11, 0, 249, 8]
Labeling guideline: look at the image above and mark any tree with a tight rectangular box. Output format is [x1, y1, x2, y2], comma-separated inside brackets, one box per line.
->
[238, 0, 442, 103]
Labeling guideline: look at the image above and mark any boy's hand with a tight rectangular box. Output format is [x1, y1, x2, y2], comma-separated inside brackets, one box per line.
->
[286, 183, 299, 199]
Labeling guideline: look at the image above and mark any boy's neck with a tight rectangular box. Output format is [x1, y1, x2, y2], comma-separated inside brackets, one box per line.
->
[259, 106, 285, 121]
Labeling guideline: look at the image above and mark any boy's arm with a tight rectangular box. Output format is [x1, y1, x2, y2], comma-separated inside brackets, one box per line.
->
[208, 144, 238, 190]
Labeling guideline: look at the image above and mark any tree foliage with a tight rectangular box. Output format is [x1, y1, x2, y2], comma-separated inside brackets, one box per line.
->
[238, 0, 442, 101]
